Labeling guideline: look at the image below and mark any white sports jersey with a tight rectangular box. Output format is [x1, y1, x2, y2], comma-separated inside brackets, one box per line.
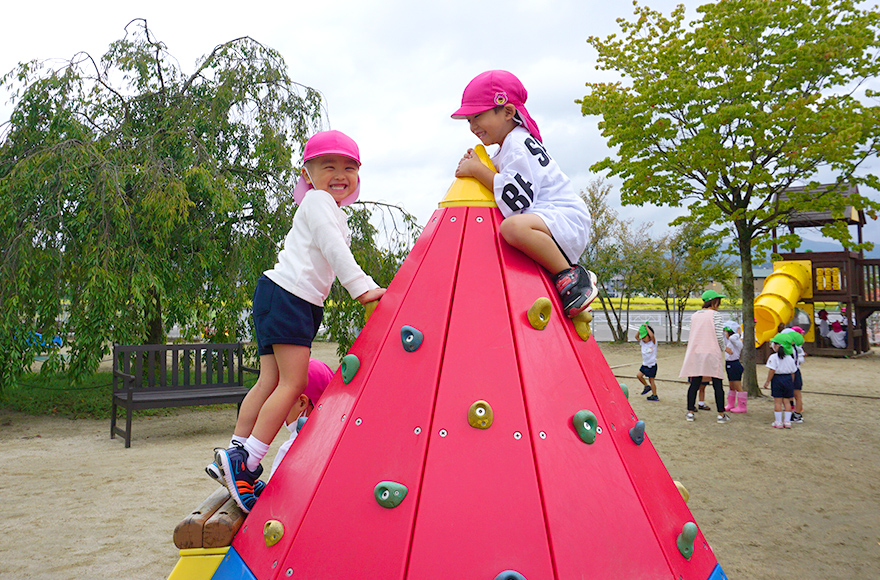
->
[640, 339, 657, 367]
[491, 126, 591, 264]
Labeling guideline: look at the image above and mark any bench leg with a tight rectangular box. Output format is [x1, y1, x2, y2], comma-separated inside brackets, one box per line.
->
[110, 401, 117, 439]
[125, 406, 133, 448]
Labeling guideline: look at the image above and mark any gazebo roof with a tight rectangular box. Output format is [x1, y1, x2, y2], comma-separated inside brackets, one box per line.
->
[778, 182, 866, 228]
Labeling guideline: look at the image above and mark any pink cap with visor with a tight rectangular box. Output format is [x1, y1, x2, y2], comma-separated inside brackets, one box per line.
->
[303, 359, 334, 406]
[293, 130, 361, 206]
[451, 70, 543, 144]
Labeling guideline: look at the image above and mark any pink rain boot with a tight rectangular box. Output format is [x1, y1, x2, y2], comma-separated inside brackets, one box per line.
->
[724, 391, 736, 412]
[730, 391, 748, 413]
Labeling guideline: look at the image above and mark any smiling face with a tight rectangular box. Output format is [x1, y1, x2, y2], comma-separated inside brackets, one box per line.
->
[465, 104, 518, 146]
[303, 154, 359, 205]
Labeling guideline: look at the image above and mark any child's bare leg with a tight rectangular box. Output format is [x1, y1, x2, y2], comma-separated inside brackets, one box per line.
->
[794, 390, 803, 413]
[783, 398, 793, 412]
[637, 370, 647, 387]
[649, 377, 657, 397]
[250, 344, 310, 445]
[774, 398, 783, 412]
[233, 354, 280, 438]
[499, 214, 569, 274]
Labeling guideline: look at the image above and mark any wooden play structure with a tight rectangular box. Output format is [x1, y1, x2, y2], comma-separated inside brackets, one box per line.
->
[170, 146, 727, 579]
[755, 183, 880, 357]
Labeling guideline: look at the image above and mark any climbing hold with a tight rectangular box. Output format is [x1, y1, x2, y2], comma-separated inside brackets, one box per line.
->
[527, 297, 553, 330]
[629, 420, 646, 445]
[374, 481, 408, 509]
[400, 325, 424, 352]
[573, 410, 599, 444]
[495, 571, 527, 580]
[295, 415, 308, 433]
[341, 354, 360, 384]
[620, 383, 629, 399]
[677, 522, 698, 560]
[263, 520, 284, 547]
[674, 480, 690, 503]
[572, 309, 593, 341]
[468, 400, 494, 429]
[363, 299, 378, 324]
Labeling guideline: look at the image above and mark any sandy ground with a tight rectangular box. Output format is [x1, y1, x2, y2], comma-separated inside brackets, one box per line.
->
[1, 341, 879, 579]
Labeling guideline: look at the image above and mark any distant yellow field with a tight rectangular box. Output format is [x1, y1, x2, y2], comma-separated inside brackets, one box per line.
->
[602, 297, 744, 311]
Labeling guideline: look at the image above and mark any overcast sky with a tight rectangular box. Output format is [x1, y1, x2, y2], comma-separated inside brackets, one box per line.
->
[2, 0, 878, 252]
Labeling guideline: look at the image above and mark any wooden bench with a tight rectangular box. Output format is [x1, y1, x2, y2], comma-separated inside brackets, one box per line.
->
[111, 342, 256, 447]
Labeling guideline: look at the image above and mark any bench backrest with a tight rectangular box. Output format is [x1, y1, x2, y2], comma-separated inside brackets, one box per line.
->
[113, 343, 245, 392]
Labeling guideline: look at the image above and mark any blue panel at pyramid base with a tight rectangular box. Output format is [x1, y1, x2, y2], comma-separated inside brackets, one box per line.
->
[211, 546, 257, 580]
[708, 563, 728, 579]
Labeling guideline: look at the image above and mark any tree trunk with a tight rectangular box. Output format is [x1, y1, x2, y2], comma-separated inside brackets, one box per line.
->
[735, 222, 761, 397]
[146, 286, 164, 346]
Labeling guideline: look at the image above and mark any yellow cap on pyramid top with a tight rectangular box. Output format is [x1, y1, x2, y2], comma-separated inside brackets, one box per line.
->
[439, 145, 497, 208]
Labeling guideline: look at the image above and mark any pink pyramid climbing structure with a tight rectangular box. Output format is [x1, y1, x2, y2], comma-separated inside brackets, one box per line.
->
[209, 148, 727, 579]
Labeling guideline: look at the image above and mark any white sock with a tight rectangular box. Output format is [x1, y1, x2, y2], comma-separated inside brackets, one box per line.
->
[774, 411, 783, 423]
[784, 411, 792, 423]
[230, 434, 247, 448]
[244, 436, 271, 472]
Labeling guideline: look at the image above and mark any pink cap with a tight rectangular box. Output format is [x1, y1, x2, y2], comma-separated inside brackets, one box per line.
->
[303, 359, 334, 405]
[293, 130, 361, 206]
[790, 326, 805, 334]
[831, 321, 843, 332]
[451, 70, 543, 143]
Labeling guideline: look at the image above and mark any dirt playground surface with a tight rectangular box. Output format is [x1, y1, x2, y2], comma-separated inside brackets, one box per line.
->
[1, 341, 879, 579]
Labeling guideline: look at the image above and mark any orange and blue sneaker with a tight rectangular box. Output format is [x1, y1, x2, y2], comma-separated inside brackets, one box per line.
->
[554, 265, 598, 318]
[215, 442, 263, 513]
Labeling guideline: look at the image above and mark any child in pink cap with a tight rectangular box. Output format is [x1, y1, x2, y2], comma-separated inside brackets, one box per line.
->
[452, 70, 597, 317]
[209, 130, 385, 513]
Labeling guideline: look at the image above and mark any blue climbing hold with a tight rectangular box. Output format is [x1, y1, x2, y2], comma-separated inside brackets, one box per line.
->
[495, 571, 527, 580]
[629, 420, 646, 445]
[400, 325, 423, 352]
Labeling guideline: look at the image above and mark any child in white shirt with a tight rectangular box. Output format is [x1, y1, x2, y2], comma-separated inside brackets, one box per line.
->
[452, 70, 597, 318]
[636, 323, 659, 400]
[210, 130, 385, 513]
[761, 334, 798, 428]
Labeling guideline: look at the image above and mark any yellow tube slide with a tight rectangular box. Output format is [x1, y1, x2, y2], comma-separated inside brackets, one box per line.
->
[754, 260, 812, 346]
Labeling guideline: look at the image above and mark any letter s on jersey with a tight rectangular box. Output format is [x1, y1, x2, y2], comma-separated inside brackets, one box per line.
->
[525, 137, 550, 167]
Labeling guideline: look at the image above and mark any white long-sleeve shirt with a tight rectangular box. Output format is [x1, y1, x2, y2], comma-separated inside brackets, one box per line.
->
[265, 189, 378, 306]
[724, 333, 743, 361]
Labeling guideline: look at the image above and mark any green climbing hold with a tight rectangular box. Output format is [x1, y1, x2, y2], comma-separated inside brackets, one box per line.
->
[677, 521, 698, 560]
[620, 383, 629, 399]
[573, 410, 598, 444]
[374, 481, 408, 508]
[341, 354, 360, 384]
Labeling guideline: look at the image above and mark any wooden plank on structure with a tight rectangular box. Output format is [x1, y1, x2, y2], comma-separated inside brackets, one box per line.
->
[174, 487, 231, 549]
[203, 496, 245, 548]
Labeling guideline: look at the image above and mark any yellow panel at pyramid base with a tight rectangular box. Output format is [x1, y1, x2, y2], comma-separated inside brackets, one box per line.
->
[439, 145, 498, 208]
[167, 547, 229, 580]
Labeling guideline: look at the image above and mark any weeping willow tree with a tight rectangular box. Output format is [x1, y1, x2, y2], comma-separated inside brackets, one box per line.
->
[0, 19, 418, 389]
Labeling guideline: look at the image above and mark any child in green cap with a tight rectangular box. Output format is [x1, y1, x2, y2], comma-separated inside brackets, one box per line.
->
[762, 333, 798, 428]
[636, 322, 659, 401]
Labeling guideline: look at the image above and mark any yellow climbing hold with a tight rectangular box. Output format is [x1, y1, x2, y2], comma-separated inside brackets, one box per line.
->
[468, 400, 494, 429]
[264, 520, 284, 547]
[527, 297, 553, 330]
[572, 310, 593, 341]
[674, 481, 689, 503]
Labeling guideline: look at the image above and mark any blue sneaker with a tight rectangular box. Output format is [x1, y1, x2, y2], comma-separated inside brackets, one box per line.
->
[215, 443, 264, 513]
[205, 460, 224, 485]
[254, 480, 266, 497]
[555, 266, 598, 318]
[640, 385, 652, 395]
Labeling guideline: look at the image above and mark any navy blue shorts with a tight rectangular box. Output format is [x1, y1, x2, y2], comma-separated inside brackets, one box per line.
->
[793, 369, 803, 390]
[726, 360, 744, 382]
[771, 374, 795, 400]
[639, 364, 657, 378]
[252, 275, 323, 356]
